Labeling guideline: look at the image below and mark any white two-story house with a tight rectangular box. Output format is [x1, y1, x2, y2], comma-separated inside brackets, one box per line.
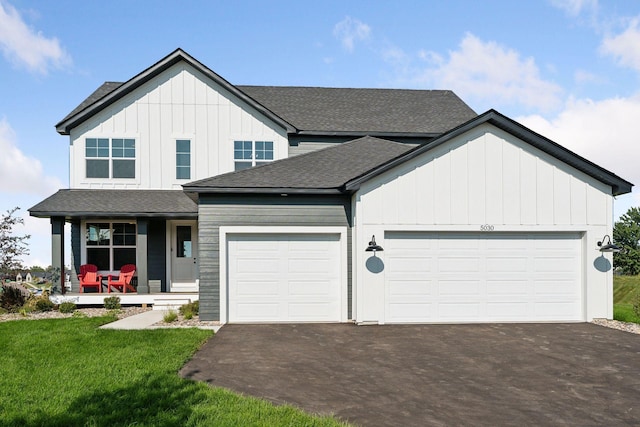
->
[31, 49, 632, 324]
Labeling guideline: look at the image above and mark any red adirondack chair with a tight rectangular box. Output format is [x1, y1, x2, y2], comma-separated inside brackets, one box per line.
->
[107, 264, 136, 293]
[79, 264, 102, 293]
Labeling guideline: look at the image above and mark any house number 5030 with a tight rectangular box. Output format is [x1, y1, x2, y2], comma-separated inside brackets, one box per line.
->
[480, 224, 495, 231]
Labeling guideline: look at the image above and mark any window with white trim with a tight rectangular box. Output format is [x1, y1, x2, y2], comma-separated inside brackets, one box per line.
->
[176, 139, 191, 179]
[85, 138, 136, 179]
[86, 222, 136, 271]
[234, 140, 273, 170]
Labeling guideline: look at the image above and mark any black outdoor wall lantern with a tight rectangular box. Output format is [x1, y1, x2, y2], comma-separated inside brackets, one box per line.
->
[365, 235, 384, 255]
[597, 235, 621, 253]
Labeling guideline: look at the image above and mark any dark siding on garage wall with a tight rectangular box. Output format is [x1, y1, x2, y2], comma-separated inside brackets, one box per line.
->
[147, 219, 167, 291]
[198, 194, 352, 322]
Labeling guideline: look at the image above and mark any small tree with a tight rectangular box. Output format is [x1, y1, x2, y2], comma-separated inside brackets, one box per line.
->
[613, 207, 640, 275]
[0, 207, 31, 277]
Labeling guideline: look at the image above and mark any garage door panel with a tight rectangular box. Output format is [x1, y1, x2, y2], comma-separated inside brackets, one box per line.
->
[235, 280, 279, 295]
[288, 280, 335, 295]
[438, 257, 480, 272]
[388, 280, 432, 296]
[438, 280, 481, 296]
[534, 257, 578, 273]
[388, 303, 434, 321]
[236, 258, 280, 273]
[228, 233, 342, 323]
[486, 280, 529, 296]
[439, 303, 481, 318]
[388, 257, 433, 272]
[486, 257, 528, 272]
[236, 303, 280, 320]
[289, 302, 337, 319]
[385, 232, 582, 323]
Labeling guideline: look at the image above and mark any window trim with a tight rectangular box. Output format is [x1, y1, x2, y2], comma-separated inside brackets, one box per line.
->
[233, 140, 274, 170]
[84, 137, 138, 181]
[175, 138, 192, 180]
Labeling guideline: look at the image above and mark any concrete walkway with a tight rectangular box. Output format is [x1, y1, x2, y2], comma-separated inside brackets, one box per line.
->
[100, 310, 165, 330]
[100, 310, 221, 331]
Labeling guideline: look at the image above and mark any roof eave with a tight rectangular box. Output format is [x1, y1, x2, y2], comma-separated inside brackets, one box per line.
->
[295, 130, 441, 138]
[56, 48, 296, 135]
[29, 211, 198, 219]
[184, 187, 344, 195]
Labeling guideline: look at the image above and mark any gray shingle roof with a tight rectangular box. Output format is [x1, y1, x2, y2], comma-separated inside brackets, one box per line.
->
[29, 190, 198, 218]
[60, 82, 123, 125]
[239, 86, 476, 135]
[184, 136, 414, 194]
[56, 49, 476, 136]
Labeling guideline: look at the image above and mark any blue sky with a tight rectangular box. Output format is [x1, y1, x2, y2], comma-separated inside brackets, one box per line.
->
[1, 0, 639, 267]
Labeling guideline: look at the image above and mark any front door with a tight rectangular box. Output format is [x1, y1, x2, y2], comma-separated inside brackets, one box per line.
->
[170, 221, 198, 292]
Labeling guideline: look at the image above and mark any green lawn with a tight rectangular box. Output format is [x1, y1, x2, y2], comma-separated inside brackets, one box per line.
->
[0, 316, 349, 427]
[613, 275, 640, 324]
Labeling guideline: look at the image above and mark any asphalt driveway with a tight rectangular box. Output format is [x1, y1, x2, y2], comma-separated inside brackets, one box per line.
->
[180, 323, 640, 426]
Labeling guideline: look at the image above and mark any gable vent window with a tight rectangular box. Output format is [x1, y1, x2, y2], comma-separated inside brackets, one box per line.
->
[234, 140, 273, 171]
[85, 138, 136, 179]
[176, 139, 191, 179]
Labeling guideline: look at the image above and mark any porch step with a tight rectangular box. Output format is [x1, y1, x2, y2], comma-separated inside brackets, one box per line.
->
[153, 297, 193, 311]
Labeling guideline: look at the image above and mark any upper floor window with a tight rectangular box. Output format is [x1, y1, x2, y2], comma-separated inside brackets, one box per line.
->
[176, 139, 191, 179]
[234, 140, 273, 171]
[85, 138, 135, 179]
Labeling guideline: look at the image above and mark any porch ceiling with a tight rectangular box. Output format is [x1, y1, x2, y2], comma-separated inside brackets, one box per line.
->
[29, 189, 198, 219]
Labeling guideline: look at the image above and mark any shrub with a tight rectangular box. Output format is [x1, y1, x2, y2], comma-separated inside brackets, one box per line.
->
[59, 301, 77, 314]
[163, 310, 178, 323]
[0, 283, 30, 312]
[179, 300, 199, 316]
[183, 310, 193, 320]
[71, 310, 87, 318]
[103, 296, 121, 310]
[33, 296, 55, 312]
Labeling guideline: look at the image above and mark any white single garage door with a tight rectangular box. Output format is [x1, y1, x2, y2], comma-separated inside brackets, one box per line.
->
[227, 233, 342, 323]
[385, 232, 583, 323]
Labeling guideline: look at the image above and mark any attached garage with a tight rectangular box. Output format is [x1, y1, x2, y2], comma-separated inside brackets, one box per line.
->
[220, 228, 348, 323]
[188, 112, 632, 323]
[384, 232, 583, 323]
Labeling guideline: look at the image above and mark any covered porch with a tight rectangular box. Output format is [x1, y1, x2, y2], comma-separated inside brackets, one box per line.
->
[29, 189, 199, 298]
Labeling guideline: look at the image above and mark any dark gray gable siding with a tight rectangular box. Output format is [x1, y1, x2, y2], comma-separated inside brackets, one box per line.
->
[198, 194, 352, 322]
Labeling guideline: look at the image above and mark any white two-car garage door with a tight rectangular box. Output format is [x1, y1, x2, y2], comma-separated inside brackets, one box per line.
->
[385, 232, 583, 323]
[227, 233, 343, 323]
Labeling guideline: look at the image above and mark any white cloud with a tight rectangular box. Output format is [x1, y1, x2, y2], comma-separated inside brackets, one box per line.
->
[550, 0, 598, 17]
[399, 33, 563, 112]
[600, 18, 640, 72]
[518, 95, 640, 194]
[0, 0, 70, 74]
[333, 16, 371, 52]
[0, 117, 62, 196]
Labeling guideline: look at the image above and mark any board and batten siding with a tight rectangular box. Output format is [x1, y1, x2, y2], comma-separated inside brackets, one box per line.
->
[198, 195, 352, 321]
[68, 62, 288, 189]
[354, 123, 615, 322]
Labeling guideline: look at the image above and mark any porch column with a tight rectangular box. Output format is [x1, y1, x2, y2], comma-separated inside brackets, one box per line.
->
[51, 217, 65, 294]
[136, 219, 149, 293]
